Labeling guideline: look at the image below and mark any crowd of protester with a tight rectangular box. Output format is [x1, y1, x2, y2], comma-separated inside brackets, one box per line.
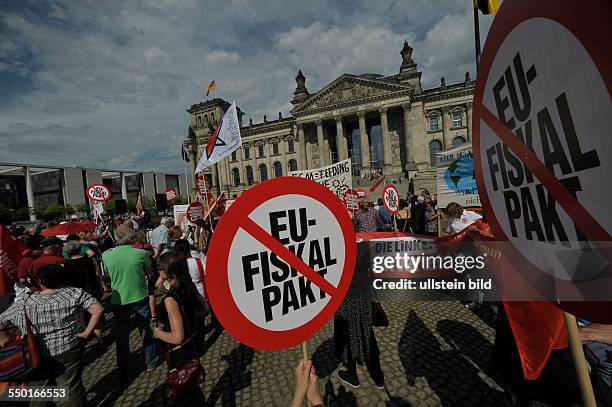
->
[0, 189, 610, 406]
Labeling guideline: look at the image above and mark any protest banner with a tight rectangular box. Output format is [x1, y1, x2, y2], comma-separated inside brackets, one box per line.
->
[195, 101, 242, 172]
[436, 143, 480, 209]
[289, 159, 352, 202]
[86, 184, 112, 202]
[196, 175, 209, 196]
[205, 176, 356, 350]
[473, 0, 611, 403]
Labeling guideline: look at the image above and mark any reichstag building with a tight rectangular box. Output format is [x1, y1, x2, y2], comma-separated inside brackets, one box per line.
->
[184, 41, 474, 197]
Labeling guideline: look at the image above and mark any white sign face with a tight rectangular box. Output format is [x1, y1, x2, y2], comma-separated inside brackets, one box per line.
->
[477, 18, 610, 281]
[289, 159, 352, 202]
[87, 184, 111, 202]
[382, 184, 400, 214]
[227, 194, 346, 331]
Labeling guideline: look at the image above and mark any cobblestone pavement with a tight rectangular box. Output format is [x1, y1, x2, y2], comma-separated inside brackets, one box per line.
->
[80, 301, 512, 407]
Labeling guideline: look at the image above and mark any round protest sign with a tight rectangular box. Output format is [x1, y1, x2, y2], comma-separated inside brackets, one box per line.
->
[186, 201, 204, 223]
[206, 176, 356, 350]
[86, 184, 112, 202]
[356, 189, 367, 198]
[473, 0, 611, 321]
[343, 189, 359, 210]
[164, 188, 177, 202]
[381, 184, 400, 214]
[196, 176, 208, 196]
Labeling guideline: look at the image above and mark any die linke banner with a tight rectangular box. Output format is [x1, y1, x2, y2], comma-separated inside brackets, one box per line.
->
[436, 143, 481, 209]
[205, 177, 356, 350]
[473, 0, 612, 316]
[289, 159, 352, 202]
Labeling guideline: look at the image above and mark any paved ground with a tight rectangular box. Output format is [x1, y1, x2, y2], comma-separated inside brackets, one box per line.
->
[79, 300, 512, 407]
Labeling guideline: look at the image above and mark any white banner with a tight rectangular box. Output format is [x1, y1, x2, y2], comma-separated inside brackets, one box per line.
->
[195, 101, 242, 172]
[289, 159, 352, 201]
[436, 143, 481, 208]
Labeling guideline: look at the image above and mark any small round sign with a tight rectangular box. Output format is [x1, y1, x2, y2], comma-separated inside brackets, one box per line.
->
[206, 177, 356, 350]
[356, 189, 367, 198]
[343, 189, 359, 210]
[186, 201, 205, 223]
[381, 184, 400, 214]
[164, 188, 177, 202]
[86, 184, 112, 202]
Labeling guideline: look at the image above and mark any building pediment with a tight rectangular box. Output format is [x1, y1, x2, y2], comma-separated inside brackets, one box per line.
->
[291, 74, 412, 116]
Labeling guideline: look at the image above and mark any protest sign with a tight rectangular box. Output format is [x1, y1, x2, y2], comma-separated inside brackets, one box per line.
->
[173, 204, 191, 228]
[289, 159, 352, 202]
[343, 189, 359, 210]
[205, 177, 356, 350]
[86, 184, 112, 202]
[473, 0, 611, 300]
[436, 143, 480, 209]
[186, 202, 204, 223]
[381, 184, 400, 214]
[196, 176, 209, 196]
[164, 188, 177, 202]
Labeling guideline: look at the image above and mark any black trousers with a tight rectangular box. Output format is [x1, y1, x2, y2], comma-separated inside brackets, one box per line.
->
[334, 316, 384, 383]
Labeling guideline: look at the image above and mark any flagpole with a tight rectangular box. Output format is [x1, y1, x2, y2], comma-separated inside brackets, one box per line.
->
[184, 160, 191, 204]
[473, 3, 481, 71]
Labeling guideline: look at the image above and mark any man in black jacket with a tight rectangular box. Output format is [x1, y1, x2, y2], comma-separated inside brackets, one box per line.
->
[411, 195, 426, 234]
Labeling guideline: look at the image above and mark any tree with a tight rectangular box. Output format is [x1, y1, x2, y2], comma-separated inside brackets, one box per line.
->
[76, 202, 90, 213]
[103, 198, 115, 213]
[142, 196, 155, 209]
[0, 204, 12, 225]
[14, 208, 30, 221]
[32, 202, 46, 219]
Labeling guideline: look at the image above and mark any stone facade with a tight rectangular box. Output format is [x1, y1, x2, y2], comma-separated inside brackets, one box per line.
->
[185, 41, 474, 197]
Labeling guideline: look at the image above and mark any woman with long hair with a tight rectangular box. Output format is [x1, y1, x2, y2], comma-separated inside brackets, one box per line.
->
[153, 252, 207, 362]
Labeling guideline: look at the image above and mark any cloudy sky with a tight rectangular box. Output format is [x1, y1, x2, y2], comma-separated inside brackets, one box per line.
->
[0, 0, 494, 173]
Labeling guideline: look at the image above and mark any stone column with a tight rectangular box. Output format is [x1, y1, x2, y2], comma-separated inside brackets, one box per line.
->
[357, 111, 370, 176]
[441, 106, 450, 148]
[267, 140, 273, 179]
[24, 166, 36, 221]
[334, 116, 347, 161]
[379, 107, 392, 174]
[120, 172, 128, 200]
[240, 145, 248, 187]
[280, 137, 287, 175]
[315, 119, 326, 167]
[466, 102, 473, 141]
[297, 125, 308, 170]
[402, 103, 416, 171]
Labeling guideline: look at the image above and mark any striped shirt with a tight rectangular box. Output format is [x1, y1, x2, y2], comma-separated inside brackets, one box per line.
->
[352, 207, 391, 232]
[0, 287, 97, 357]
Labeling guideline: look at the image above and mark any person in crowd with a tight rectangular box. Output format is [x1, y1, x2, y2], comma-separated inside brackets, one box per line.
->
[153, 252, 207, 369]
[25, 225, 45, 251]
[133, 230, 158, 322]
[150, 217, 173, 253]
[376, 199, 392, 232]
[410, 195, 427, 235]
[290, 359, 324, 407]
[102, 225, 159, 373]
[424, 200, 441, 236]
[395, 199, 411, 233]
[172, 239, 207, 300]
[20, 236, 74, 291]
[168, 225, 183, 246]
[96, 217, 115, 252]
[445, 202, 482, 234]
[0, 265, 104, 407]
[353, 197, 392, 233]
[334, 243, 385, 389]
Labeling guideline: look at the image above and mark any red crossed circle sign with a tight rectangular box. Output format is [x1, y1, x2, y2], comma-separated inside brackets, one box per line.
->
[186, 201, 204, 223]
[381, 184, 400, 214]
[206, 176, 356, 350]
[196, 176, 208, 196]
[164, 188, 177, 202]
[343, 189, 359, 210]
[473, 0, 611, 322]
[86, 184, 112, 202]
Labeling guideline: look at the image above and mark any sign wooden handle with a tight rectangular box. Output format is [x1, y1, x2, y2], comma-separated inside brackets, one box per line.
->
[563, 312, 596, 407]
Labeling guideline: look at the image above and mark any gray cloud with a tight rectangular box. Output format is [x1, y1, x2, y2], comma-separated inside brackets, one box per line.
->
[0, 0, 494, 173]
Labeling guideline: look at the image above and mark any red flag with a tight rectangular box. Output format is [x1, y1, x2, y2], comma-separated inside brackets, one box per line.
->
[0, 225, 27, 296]
[503, 301, 568, 380]
[369, 175, 386, 192]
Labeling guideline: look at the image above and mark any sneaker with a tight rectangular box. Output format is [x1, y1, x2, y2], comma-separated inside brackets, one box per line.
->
[337, 370, 360, 388]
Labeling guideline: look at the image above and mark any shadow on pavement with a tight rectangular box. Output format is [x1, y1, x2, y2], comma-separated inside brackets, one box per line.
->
[87, 348, 146, 406]
[322, 379, 357, 407]
[205, 343, 255, 407]
[398, 310, 511, 407]
[312, 337, 341, 378]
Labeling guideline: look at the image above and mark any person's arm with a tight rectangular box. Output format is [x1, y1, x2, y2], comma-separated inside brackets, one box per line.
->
[153, 296, 184, 345]
[290, 359, 312, 407]
[74, 301, 104, 338]
[580, 323, 612, 344]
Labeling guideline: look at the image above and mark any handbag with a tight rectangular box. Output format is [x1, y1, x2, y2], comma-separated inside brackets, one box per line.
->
[165, 294, 205, 398]
[0, 294, 40, 381]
